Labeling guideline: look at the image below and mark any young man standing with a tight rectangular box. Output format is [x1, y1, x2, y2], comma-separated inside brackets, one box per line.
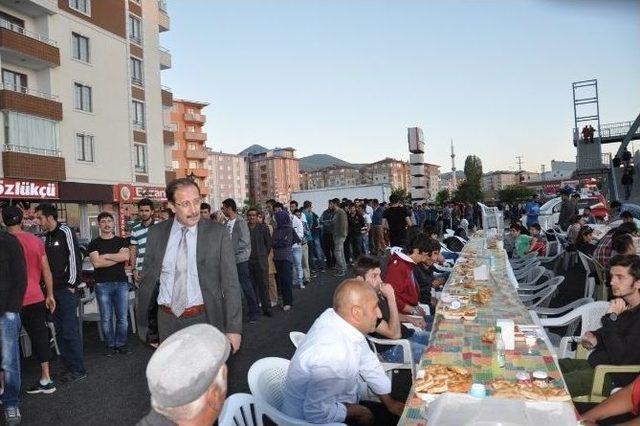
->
[3, 206, 57, 395]
[222, 198, 259, 323]
[382, 194, 411, 248]
[525, 194, 540, 229]
[129, 198, 159, 346]
[0, 225, 27, 425]
[35, 203, 86, 383]
[88, 212, 132, 355]
[559, 254, 640, 397]
[355, 256, 429, 363]
[247, 208, 273, 317]
[330, 198, 349, 277]
[199, 202, 212, 220]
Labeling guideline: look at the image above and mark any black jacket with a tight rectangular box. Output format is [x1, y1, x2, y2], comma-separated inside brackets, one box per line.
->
[249, 223, 272, 262]
[44, 223, 82, 290]
[0, 231, 27, 314]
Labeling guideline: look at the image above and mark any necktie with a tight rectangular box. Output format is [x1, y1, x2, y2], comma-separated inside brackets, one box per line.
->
[171, 227, 189, 317]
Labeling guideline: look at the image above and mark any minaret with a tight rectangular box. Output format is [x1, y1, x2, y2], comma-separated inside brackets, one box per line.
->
[450, 138, 457, 189]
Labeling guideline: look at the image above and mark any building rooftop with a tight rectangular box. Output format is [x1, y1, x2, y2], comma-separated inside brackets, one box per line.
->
[174, 99, 210, 107]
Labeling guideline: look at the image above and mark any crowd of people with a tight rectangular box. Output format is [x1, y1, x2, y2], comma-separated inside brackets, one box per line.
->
[4, 176, 640, 425]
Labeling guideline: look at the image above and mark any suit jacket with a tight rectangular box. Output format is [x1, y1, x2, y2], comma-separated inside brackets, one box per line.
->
[136, 218, 243, 338]
[249, 223, 272, 265]
[231, 217, 251, 264]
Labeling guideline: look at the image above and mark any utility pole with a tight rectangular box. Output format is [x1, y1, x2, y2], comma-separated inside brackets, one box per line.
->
[515, 155, 524, 184]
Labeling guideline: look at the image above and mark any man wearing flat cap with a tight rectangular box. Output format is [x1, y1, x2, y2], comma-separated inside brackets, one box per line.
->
[138, 323, 230, 426]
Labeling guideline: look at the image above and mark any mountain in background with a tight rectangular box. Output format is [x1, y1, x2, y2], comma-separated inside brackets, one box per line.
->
[237, 144, 269, 156]
[299, 154, 365, 172]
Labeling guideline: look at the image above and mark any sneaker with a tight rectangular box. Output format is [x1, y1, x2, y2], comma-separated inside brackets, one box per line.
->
[114, 346, 132, 356]
[105, 347, 116, 357]
[4, 406, 21, 425]
[26, 380, 57, 395]
[283, 305, 291, 311]
[262, 309, 273, 317]
[270, 301, 278, 308]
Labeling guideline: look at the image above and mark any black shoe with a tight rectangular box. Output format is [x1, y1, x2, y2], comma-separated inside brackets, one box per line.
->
[26, 380, 57, 395]
[115, 346, 132, 355]
[248, 317, 258, 324]
[105, 347, 116, 357]
[59, 371, 87, 385]
[262, 309, 273, 317]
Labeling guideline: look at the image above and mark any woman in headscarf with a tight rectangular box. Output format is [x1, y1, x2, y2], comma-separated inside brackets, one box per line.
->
[272, 210, 298, 310]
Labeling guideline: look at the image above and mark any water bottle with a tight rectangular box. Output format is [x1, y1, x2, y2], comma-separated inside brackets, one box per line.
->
[495, 326, 506, 368]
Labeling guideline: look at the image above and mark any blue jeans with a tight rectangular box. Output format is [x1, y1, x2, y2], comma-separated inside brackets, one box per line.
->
[95, 281, 130, 348]
[441, 251, 459, 263]
[292, 246, 303, 286]
[380, 329, 429, 364]
[53, 288, 86, 375]
[312, 234, 325, 268]
[0, 312, 21, 408]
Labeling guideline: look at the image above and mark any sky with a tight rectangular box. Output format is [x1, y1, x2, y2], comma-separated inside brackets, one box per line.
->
[162, 0, 640, 174]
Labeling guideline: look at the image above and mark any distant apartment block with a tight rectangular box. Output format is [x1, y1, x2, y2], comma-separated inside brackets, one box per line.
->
[169, 99, 209, 196]
[247, 147, 300, 204]
[361, 158, 410, 191]
[300, 165, 361, 190]
[206, 150, 248, 210]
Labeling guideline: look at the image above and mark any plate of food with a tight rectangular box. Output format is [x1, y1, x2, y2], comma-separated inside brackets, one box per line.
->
[488, 379, 571, 402]
[415, 365, 473, 395]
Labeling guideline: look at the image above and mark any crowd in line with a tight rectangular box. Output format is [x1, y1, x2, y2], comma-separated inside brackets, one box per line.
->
[4, 177, 640, 425]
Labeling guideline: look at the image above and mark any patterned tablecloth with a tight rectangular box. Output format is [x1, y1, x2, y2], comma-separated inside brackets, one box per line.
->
[398, 238, 572, 425]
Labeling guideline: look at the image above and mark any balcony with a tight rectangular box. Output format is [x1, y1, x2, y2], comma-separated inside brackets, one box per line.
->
[185, 149, 208, 160]
[159, 46, 171, 70]
[184, 112, 206, 123]
[2, 149, 65, 181]
[187, 168, 208, 178]
[158, 0, 170, 32]
[0, 19, 60, 69]
[0, 84, 62, 121]
[161, 85, 173, 106]
[163, 127, 174, 145]
[0, 0, 57, 17]
[184, 131, 206, 141]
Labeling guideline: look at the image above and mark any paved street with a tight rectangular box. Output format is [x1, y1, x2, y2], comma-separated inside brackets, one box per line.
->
[18, 271, 382, 426]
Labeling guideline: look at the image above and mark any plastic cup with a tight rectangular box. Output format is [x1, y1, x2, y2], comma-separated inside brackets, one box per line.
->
[469, 383, 487, 398]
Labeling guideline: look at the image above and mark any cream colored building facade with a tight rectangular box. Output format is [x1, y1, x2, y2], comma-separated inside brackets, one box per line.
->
[206, 150, 249, 210]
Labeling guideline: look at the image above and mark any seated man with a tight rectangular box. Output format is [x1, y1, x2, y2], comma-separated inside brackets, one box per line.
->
[282, 280, 405, 425]
[559, 255, 640, 398]
[385, 235, 443, 318]
[581, 375, 640, 425]
[354, 256, 429, 364]
[138, 324, 229, 426]
[594, 222, 637, 269]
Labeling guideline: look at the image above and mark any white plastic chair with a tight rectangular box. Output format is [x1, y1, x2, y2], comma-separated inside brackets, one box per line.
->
[577, 251, 600, 299]
[516, 266, 546, 287]
[366, 335, 416, 379]
[519, 283, 560, 309]
[517, 276, 564, 294]
[219, 393, 345, 426]
[289, 331, 306, 348]
[513, 261, 542, 280]
[539, 301, 610, 358]
[510, 252, 538, 266]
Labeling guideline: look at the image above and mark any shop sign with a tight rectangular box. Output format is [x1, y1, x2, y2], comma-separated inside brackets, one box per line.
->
[0, 179, 59, 199]
[113, 184, 166, 203]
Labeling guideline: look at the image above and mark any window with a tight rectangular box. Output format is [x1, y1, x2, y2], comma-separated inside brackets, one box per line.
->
[72, 33, 90, 62]
[76, 133, 94, 162]
[132, 100, 145, 129]
[69, 0, 90, 15]
[134, 144, 147, 173]
[3, 111, 59, 155]
[2, 69, 27, 92]
[0, 12, 25, 32]
[188, 161, 197, 169]
[74, 83, 92, 112]
[172, 160, 179, 169]
[129, 15, 142, 43]
[188, 143, 196, 150]
[186, 125, 195, 132]
[130, 57, 143, 85]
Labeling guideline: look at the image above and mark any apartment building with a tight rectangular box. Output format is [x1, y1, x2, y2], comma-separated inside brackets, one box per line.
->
[481, 171, 518, 192]
[247, 147, 300, 204]
[169, 98, 209, 196]
[424, 163, 441, 201]
[0, 0, 171, 239]
[206, 150, 248, 210]
[362, 157, 411, 191]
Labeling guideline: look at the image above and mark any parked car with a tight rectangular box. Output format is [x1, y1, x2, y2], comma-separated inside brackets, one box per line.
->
[521, 194, 607, 230]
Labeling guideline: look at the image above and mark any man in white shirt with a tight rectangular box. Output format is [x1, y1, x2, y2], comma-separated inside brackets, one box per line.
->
[282, 280, 405, 425]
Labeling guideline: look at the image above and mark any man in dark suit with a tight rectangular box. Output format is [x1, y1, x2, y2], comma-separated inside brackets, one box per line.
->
[247, 207, 273, 317]
[136, 179, 242, 352]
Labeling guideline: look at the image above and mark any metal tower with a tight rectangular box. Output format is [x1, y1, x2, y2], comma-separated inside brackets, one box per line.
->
[450, 139, 457, 189]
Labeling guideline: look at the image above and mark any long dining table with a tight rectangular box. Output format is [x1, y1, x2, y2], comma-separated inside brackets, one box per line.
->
[397, 236, 575, 425]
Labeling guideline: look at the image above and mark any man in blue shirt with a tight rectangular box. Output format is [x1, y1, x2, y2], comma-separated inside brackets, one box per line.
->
[525, 194, 541, 229]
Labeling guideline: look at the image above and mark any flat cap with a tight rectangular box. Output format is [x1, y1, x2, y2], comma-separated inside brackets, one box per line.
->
[146, 324, 230, 408]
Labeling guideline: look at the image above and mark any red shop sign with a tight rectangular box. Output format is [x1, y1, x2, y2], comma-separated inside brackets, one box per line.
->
[0, 178, 59, 199]
[113, 184, 166, 203]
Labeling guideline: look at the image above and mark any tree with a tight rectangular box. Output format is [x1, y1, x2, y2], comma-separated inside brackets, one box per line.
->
[497, 185, 535, 204]
[464, 155, 483, 187]
[452, 182, 484, 203]
[435, 189, 450, 205]
[391, 187, 410, 204]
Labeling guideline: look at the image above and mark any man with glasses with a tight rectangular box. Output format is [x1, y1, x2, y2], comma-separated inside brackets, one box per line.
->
[136, 179, 243, 351]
